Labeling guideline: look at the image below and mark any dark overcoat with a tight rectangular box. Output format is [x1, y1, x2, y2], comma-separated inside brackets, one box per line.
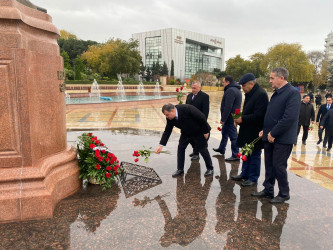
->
[186, 90, 210, 119]
[320, 109, 333, 136]
[298, 102, 315, 126]
[236, 83, 269, 151]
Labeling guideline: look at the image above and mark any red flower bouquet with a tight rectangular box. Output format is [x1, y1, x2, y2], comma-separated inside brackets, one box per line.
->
[217, 123, 223, 131]
[133, 147, 170, 163]
[77, 132, 122, 189]
[176, 86, 185, 104]
[232, 109, 242, 120]
[237, 136, 261, 162]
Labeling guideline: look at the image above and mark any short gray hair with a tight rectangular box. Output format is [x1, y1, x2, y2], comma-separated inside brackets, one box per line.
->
[192, 81, 201, 87]
[162, 103, 175, 113]
[271, 67, 289, 81]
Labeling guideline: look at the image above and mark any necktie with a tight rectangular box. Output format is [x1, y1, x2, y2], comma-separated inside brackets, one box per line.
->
[192, 95, 196, 100]
[328, 105, 330, 111]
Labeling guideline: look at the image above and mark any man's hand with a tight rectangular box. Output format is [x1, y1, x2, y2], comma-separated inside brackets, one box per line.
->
[268, 132, 275, 143]
[320, 126, 324, 129]
[204, 133, 209, 140]
[259, 130, 263, 138]
[155, 145, 163, 154]
[234, 117, 242, 125]
[316, 122, 319, 126]
[220, 121, 224, 125]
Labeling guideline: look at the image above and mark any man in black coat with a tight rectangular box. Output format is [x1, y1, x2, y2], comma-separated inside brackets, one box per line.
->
[186, 81, 209, 161]
[315, 92, 322, 109]
[297, 95, 315, 145]
[251, 67, 301, 204]
[155, 104, 214, 177]
[232, 73, 269, 187]
[320, 109, 333, 151]
[213, 75, 242, 161]
[316, 97, 333, 147]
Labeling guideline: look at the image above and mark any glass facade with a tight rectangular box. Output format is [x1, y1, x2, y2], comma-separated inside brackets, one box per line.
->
[145, 36, 162, 69]
[185, 39, 222, 79]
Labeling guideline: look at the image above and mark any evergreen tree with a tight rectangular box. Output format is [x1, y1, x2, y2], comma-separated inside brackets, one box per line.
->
[139, 60, 146, 77]
[155, 61, 161, 75]
[161, 61, 169, 76]
[170, 60, 174, 77]
[145, 67, 152, 82]
[151, 62, 156, 76]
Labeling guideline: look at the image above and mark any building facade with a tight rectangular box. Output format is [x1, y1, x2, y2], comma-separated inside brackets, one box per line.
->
[132, 28, 225, 81]
[325, 31, 333, 61]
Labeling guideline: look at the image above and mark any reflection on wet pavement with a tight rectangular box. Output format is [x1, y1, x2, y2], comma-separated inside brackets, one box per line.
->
[1, 130, 332, 249]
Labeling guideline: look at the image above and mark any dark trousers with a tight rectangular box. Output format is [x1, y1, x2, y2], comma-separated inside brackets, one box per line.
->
[218, 122, 239, 157]
[297, 124, 309, 142]
[177, 134, 213, 171]
[240, 149, 262, 182]
[189, 140, 199, 156]
[263, 142, 293, 198]
[318, 128, 328, 146]
[328, 135, 333, 149]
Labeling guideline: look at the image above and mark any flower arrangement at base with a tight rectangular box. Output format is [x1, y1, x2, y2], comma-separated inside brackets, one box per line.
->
[237, 136, 261, 162]
[232, 109, 242, 120]
[77, 132, 122, 189]
[176, 86, 185, 104]
[308, 124, 314, 131]
[133, 146, 170, 163]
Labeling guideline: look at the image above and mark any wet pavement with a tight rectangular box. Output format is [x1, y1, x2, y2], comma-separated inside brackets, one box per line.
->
[1, 130, 333, 249]
[1, 91, 333, 249]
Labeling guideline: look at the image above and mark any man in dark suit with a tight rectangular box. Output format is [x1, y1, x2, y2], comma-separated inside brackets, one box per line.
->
[297, 94, 315, 145]
[316, 97, 333, 147]
[186, 81, 210, 161]
[252, 67, 301, 203]
[155, 103, 214, 177]
[233, 73, 269, 187]
[320, 109, 333, 151]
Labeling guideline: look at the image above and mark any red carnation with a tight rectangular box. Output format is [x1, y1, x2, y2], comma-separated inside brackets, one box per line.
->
[102, 150, 106, 154]
[98, 157, 103, 162]
[217, 127, 222, 131]
[96, 164, 101, 170]
[180, 86, 183, 91]
[135, 158, 139, 162]
[106, 166, 111, 171]
[235, 109, 240, 115]
[95, 140, 100, 145]
[115, 171, 118, 175]
[95, 152, 100, 157]
[176, 88, 179, 92]
[100, 143, 105, 146]
[105, 158, 110, 162]
[113, 166, 117, 171]
[236, 153, 242, 158]
[116, 164, 120, 168]
[106, 172, 111, 178]
[90, 144, 95, 149]
[107, 153, 112, 157]
[242, 155, 247, 161]
[88, 133, 93, 137]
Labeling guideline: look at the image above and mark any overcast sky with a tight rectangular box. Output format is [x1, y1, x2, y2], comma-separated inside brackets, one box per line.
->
[32, 0, 333, 61]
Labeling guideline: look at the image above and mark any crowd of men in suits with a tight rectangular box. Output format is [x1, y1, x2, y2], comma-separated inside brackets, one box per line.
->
[155, 67, 333, 204]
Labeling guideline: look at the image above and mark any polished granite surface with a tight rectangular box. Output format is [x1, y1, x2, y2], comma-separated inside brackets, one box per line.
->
[2, 91, 333, 249]
[1, 130, 333, 249]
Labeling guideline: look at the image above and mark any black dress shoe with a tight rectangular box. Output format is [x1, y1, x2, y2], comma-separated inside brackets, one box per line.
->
[213, 148, 224, 154]
[189, 152, 194, 157]
[317, 140, 322, 145]
[225, 156, 240, 161]
[327, 147, 331, 151]
[231, 174, 245, 181]
[302, 141, 306, 145]
[251, 190, 274, 199]
[241, 180, 257, 187]
[270, 195, 290, 204]
[172, 169, 184, 177]
[204, 169, 214, 176]
[191, 155, 200, 161]
[323, 145, 327, 148]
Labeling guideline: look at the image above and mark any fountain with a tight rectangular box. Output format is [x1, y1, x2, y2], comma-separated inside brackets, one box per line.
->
[65, 92, 71, 104]
[154, 79, 161, 98]
[89, 79, 101, 103]
[136, 75, 145, 100]
[116, 74, 126, 101]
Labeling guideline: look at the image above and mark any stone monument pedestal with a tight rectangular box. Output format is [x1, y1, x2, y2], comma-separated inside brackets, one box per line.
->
[0, 0, 81, 222]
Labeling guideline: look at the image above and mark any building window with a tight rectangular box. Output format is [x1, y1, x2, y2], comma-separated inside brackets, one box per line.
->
[145, 36, 162, 68]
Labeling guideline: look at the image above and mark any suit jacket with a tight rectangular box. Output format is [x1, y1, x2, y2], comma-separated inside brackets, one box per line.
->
[298, 102, 315, 126]
[186, 90, 210, 119]
[320, 109, 333, 136]
[316, 103, 333, 123]
[159, 104, 211, 146]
